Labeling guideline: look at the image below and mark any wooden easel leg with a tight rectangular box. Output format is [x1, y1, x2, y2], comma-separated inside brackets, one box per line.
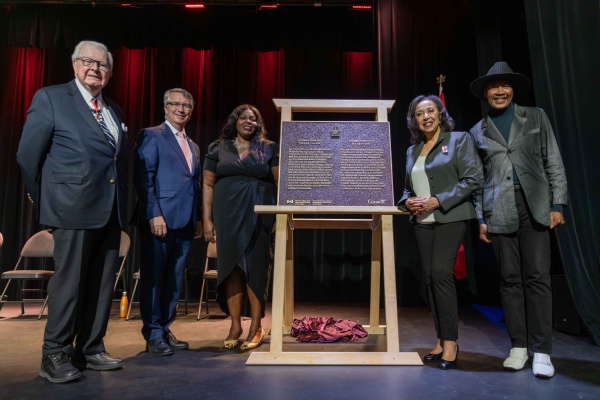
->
[381, 215, 400, 352]
[269, 214, 288, 353]
[368, 215, 383, 334]
[283, 215, 294, 334]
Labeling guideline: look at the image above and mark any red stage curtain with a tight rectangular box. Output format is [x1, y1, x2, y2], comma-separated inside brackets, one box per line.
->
[343, 52, 375, 98]
[180, 48, 284, 149]
[0, 45, 375, 299]
[0, 47, 46, 246]
[255, 50, 285, 138]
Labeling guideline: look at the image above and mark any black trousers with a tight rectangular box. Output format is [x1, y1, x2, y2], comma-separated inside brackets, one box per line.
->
[43, 209, 121, 356]
[413, 220, 467, 341]
[490, 189, 552, 354]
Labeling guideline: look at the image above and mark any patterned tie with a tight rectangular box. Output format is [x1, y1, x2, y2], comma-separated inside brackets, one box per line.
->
[90, 98, 116, 149]
[176, 131, 192, 172]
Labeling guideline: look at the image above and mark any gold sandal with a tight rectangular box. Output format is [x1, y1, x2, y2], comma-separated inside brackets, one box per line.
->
[223, 329, 243, 349]
[240, 327, 265, 351]
[223, 339, 240, 349]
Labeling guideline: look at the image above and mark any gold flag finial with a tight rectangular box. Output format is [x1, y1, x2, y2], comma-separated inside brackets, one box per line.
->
[436, 74, 446, 90]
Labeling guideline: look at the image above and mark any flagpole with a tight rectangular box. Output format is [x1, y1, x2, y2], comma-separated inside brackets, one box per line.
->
[435, 73, 466, 279]
[436, 74, 446, 107]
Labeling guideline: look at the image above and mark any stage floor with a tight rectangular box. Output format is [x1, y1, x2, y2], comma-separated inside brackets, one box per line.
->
[0, 302, 598, 399]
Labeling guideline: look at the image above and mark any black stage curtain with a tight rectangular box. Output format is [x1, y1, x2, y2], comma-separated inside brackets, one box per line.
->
[376, 0, 484, 304]
[375, 0, 599, 324]
[524, 0, 600, 344]
[0, 5, 373, 52]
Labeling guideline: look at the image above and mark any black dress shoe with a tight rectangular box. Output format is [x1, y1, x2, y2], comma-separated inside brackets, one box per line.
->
[82, 352, 124, 371]
[439, 345, 459, 370]
[146, 337, 173, 356]
[166, 332, 189, 350]
[39, 352, 82, 383]
[423, 351, 443, 362]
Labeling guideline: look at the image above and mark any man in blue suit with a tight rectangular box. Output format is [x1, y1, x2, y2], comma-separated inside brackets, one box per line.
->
[17, 40, 128, 383]
[134, 88, 202, 355]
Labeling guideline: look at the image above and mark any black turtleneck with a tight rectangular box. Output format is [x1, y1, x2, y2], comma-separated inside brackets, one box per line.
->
[490, 102, 520, 186]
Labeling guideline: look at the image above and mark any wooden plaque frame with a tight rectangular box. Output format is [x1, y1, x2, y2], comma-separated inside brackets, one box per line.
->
[246, 99, 422, 366]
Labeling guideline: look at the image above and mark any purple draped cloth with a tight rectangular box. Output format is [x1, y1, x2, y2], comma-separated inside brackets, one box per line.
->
[290, 317, 368, 343]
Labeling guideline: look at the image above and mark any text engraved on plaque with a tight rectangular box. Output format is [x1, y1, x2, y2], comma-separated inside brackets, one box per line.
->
[278, 122, 394, 206]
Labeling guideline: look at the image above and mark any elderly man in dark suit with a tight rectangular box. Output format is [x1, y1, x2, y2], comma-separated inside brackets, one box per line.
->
[134, 88, 202, 355]
[17, 40, 128, 383]
[469, 62, 568, 379]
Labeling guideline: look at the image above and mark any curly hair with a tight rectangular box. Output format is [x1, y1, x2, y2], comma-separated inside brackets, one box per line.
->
[219, 104, 267, 141]
[219, 104, 270, 163]
[406, 95, 455, 144]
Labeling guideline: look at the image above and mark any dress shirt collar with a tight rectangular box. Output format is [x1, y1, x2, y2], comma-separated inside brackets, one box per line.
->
[165, 120, 187, 138]
[75, 78, 105, 107]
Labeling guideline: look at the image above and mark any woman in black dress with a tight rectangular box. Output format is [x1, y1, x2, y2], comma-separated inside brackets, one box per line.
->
[202, 104, 279, 351]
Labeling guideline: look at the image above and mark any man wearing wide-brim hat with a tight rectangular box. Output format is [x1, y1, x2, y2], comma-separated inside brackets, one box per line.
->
[468, 61, 568, 379]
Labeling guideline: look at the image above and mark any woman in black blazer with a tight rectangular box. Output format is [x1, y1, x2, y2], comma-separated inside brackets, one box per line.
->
[398, 95, 482, 369]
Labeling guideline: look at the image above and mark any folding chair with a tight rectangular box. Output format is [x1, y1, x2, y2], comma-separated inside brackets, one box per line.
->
[197, 242, 218, 320]
[0, 229, 54, 319]
[126, 270, 140, 320]
[113, 231, 131, 292]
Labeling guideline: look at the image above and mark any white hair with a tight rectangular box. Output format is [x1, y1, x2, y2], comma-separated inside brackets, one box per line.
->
[163, 88, 194, 108]
[71, 40, 113, 68]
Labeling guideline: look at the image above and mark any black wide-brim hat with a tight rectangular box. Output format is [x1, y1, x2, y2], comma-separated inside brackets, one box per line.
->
[470, 61, 531, 101]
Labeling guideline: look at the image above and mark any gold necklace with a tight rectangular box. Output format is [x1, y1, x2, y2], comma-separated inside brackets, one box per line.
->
[233, 137, 250, 151]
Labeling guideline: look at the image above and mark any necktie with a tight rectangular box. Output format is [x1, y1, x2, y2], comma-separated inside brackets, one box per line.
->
[90, 98, 116, 149]
[176, 131, 192, 172]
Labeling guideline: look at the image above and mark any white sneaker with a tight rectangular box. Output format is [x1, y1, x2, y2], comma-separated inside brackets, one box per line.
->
[503, 347, 529, 371]
[532, 353, 555, 379]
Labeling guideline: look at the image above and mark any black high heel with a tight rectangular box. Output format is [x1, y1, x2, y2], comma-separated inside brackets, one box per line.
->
[423, 351, 443, 362]
[439, 344, 459, 370]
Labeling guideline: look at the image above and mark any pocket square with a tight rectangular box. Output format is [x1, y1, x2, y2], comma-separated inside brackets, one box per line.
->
[121, 123, 128, 132]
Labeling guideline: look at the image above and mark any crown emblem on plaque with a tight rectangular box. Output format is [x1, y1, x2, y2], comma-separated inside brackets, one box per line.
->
[330, 125, 340, 138]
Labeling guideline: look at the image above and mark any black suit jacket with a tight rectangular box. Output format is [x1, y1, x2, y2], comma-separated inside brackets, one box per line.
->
[17, 79, 129, 229]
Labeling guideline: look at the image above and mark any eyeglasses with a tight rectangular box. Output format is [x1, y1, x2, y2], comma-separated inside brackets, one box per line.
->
[76, 57, 111, 72]
[415, 107, 438, 119]
[167, 101, 193, 110]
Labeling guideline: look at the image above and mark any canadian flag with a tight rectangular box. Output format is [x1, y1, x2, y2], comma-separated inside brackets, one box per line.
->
[439, 85, 446, 108]
[437, 74, 466, 280]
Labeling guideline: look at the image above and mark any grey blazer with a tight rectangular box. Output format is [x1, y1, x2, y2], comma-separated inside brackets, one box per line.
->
[469, 104, 568, 234]
[398, 130, 483, 223]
